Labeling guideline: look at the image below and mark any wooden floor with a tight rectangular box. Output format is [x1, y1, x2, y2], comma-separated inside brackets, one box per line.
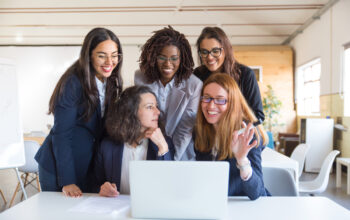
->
[1, 169, 350, 212]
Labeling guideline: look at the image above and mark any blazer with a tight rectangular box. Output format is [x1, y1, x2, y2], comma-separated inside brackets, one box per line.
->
[134, 70, 203, 161]
[194, 64, 265, 122]
[35, 74, 103, 191]
[93, 137, 175, 192]
[195, 136, 269, 200]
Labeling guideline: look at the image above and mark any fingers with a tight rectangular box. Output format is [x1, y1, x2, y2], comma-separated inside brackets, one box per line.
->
[62, 184, 82, 198]
[99, 182, 119, 197]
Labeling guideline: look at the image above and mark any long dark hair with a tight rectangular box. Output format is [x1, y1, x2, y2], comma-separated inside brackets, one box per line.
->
[196, 26, 241, 82]
[48, 27, 123, 120]
[139, 26, 193, 86]
[106, 85, 156, 144]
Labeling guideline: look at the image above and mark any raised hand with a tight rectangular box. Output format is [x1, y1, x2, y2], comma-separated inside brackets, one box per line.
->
[231, 122, 258, 163]
[144, 128, 169, 155]
[99, 181, 119, 197]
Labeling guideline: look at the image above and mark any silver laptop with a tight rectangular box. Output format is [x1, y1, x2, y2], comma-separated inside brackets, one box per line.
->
[129, 161, 229, 219]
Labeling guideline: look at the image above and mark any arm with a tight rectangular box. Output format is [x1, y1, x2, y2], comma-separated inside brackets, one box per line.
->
[172, 78, 203, 160]
[240, 66, 265, 122]
[51, 76, 81, 188]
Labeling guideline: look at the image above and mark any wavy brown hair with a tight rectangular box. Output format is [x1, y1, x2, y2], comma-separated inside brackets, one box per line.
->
[139, 26, 193, 86]
[195, 73, 268, 160]
[105, 85, 157, 144]
[48, 27, 123, 121]
[196, 27, 241, 82]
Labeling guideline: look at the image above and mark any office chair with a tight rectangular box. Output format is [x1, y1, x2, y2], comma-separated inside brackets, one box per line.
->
[262, 167, 298, 196]
[290, 143, 310, 178]
[299, 150, 340, 195]
[9, 140, 41, 207]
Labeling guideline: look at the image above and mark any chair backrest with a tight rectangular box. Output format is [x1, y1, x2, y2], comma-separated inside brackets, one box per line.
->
[262, 167, 298, 196]
[19, 140, 40, 173]
[290, 143, 310, 178]
[313, 150, 340, 192]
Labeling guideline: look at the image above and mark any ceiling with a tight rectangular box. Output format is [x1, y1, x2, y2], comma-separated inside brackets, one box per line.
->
[0, 0, 337, 46]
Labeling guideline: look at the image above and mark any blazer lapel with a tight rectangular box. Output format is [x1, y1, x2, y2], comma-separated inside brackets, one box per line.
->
[165, 85, 185, 135]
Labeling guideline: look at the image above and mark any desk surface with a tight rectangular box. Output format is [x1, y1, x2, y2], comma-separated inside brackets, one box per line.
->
[1, 192, 349, 220]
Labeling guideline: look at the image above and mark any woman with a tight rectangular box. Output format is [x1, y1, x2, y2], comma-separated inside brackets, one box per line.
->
[35, 27, 123, 197]
[194, 73, 269, 200]
[134, 26, 202, 161]
[194, 27, 265, 122]
[94, 86, 174, 196]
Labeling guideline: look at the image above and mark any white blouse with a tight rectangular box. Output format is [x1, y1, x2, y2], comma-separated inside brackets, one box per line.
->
[119, 139, 148, 194]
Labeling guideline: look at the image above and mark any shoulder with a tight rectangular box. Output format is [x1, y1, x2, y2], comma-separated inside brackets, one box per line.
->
[134, 69, 148, 85]
[177, 74, 203, 94]
[193, 65, 210, 82]
[100, 137, 124, 152]
[238, 64, 255, 80]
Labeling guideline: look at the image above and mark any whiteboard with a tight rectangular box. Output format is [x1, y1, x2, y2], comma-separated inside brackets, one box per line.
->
[0, 58, 25, 169]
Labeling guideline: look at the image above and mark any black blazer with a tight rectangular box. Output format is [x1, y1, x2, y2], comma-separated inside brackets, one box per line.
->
[35, 74, 103, 191]
[93, 137, 175, 192]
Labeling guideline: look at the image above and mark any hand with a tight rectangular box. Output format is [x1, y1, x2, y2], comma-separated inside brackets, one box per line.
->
[99, 181, 119, 197]
[231, 122, 258, 163]
[62, 184, 82, 198]
[144, 128, 169, 155]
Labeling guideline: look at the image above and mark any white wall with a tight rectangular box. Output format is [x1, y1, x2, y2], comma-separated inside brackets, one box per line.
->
[291, 0, 350, 95]
[0, 45, 199, 133]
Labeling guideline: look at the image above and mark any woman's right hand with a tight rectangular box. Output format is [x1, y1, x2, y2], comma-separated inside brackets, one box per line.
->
[99, 181, 120, 197]
[62, 184, 82, 198]
[144, 128, 169, 155]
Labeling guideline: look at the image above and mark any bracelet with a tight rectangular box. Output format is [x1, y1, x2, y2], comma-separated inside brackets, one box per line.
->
[158, 149, 169, 157]
[236, 159, 251, 171]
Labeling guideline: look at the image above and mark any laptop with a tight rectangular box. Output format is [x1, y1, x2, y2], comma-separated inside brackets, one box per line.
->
[129, 161, 229, 219]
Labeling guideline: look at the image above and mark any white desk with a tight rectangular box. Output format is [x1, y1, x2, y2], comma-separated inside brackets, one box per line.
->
[336, 157, 350, 194]
[262, 147, 299, 184]
[1, 192, 349, 220]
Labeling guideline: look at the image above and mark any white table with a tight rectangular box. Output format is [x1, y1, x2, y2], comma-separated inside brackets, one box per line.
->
[1, 192, 349, 220]
[336, 157, 350, 194]
[262, 147, 299, 184]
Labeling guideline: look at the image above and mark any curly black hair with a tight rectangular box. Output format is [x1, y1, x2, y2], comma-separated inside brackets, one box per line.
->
[105, 85, 156, 144]
[139, 26, 194, 86]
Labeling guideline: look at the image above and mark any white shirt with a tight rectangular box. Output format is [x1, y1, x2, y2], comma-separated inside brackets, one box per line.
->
[120, 139, 149, 194]
[156, 78, 175, 118]
[95, 76, 106, 117]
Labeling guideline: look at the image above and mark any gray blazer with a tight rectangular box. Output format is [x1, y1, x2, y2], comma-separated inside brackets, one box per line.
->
[134, 69, 203, 160]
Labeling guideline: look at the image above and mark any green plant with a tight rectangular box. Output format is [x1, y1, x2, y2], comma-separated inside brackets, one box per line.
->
[262, 85, 283, 131]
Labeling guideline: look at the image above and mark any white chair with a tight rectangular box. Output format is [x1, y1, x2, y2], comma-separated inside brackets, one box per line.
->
[9, 140, 41, 207]
[262, 167, 298, 196]
[299, 150, 340, 195]
[290, 143, 310, 178]
[0, 189, 6, 205]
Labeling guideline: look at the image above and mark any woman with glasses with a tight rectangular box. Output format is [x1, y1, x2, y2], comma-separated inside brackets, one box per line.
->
[134, 26, 202, 161]
[194, 27, 265, 122]
[194, 73, 269, 200]
[35, 27, 123, 197]
[94, 86, 174, 196]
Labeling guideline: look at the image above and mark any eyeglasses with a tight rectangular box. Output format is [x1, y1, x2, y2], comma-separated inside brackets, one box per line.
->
[94, 53, 122, 63]
[199, 47, 223, 58]
[201, 96, 227, 105]
[157, 55, 180, 64]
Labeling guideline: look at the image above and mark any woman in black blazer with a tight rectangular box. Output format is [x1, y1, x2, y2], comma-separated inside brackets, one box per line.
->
[94, 86, 174, 196]
[194, 27, 265, 122]
[35, 28, 123, 197]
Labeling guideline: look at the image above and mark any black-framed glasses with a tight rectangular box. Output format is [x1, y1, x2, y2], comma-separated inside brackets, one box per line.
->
[157, 55, 180, 63]
[201, 96, 227, 105]
[199, 47, 223, 58]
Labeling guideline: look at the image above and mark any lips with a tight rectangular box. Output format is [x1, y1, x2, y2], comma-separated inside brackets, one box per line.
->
[161, 68, 174, 75]
[101, 66, 112, 72]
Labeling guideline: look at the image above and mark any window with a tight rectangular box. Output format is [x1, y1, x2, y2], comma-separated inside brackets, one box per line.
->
[344, 45, 350, 116]
[296, 58, 321, 116]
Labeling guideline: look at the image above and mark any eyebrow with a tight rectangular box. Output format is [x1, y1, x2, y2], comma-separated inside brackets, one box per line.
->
[96, 51, 119, 54]
[203, 94, 226, 98]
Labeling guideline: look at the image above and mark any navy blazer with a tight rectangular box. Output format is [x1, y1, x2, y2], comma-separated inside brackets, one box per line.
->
[93, 137, 175, 193]
[195, 137, 269, 200]
[35, 74, 103, 191]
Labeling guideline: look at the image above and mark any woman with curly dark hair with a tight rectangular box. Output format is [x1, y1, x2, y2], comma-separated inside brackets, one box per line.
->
[35, 27, 123, 197]
[194, 27, 265, 122]
[94, 85, 174, 196]
[134, 26, 202, 161]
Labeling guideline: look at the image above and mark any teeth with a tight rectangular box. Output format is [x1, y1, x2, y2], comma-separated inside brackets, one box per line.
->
[102, 66, 112, 71]
[208, 111, 217, 115]
[208, 61, 216, 65]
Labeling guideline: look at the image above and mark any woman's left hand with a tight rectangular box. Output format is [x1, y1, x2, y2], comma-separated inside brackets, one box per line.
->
[144, 128, 169, 155]
[231, 122, 257, 163]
